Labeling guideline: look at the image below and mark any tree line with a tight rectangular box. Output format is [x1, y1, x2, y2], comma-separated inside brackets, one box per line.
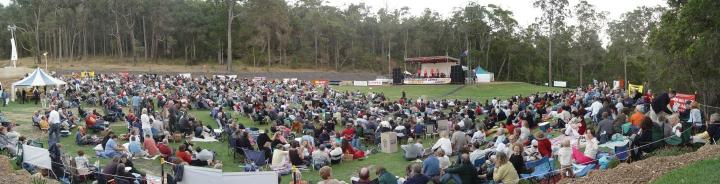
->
[0, 0, 718, 105]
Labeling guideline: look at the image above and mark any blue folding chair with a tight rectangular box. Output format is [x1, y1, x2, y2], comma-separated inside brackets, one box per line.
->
[573, 163, 596, 177]
[520, 157, 552, 181]
[242, 148, 268, 170]
[615, 143, 630, 163]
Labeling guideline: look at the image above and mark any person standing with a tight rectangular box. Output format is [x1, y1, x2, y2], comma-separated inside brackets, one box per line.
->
[33, 88, 39, 105]
[48, 106, 61, 142]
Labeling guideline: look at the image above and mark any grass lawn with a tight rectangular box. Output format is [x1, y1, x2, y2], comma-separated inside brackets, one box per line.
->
[652, 157, 720, 184]
[1, 82, 564, 183]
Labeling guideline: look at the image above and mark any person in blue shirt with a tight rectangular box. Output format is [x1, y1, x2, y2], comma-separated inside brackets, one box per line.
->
[422, 150, 441, 180]
[100, 134, 124, 158]
[128, 136, 147, 158]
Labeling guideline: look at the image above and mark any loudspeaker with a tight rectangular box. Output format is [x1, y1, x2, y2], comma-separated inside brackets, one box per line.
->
[392, 68, 404, 84]
[450, 65, 465, 84]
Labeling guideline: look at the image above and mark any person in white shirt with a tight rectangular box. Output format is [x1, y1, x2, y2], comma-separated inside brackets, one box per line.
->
[431, 131, 452, 156]
[437, 150, 450, 170]
[558, 140, 573, 177]
[471, 126, 485, 145]
[586, 99, 603, 122]
[687, 102, 703, 134]
[140, 108, 153, 138]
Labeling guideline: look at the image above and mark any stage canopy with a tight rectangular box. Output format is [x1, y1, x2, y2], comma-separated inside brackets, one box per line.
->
[11, 68, 67, 101]
[405, 56, 460, 64]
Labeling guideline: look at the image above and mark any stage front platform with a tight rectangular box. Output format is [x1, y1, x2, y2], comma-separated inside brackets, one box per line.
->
[403, 78, 451, 85]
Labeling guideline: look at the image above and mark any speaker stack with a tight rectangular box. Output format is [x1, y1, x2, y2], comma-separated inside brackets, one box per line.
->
[392, 68, 404, 85]
[450, 65, 465, 84]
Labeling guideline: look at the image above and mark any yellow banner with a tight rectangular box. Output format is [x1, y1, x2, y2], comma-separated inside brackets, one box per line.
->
[628, 84, 643, 95]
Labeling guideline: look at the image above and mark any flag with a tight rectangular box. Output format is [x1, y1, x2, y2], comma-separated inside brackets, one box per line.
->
[627, 83, 643, 96]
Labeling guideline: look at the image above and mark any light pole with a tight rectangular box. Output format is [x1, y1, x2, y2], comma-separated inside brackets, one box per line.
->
[43, 52, 48, 71]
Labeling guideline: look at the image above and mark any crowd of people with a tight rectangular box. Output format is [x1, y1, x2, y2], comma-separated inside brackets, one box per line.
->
[2, 72, 720, 184]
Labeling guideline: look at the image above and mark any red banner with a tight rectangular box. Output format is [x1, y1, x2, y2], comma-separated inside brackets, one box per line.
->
[313, 80, 329, 85]
[671, 93, 696, 112]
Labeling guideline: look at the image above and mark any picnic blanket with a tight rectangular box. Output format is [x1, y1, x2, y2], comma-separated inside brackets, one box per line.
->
[598, 134, 630, 151]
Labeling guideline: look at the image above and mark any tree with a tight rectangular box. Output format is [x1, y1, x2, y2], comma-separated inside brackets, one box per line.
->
[572, 0, 606, 86]
[534, 0, 569, 86]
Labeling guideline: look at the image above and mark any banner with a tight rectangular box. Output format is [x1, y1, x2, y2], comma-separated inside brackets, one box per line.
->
[403, 78, 451, 85]
[179, 73, 192, 79]
[252, 77, 266, 81]
[313, 80, 329, 85]
[353, 81, 368, 86]
[671, 93, 696, 112]
[22, 144, 51, 169]
[181, 166, 222, 184]
[368, 80, 382, 86]
[553, 81, 567, 87]
[613, 80, 620, 90]
[627, 84, 644, 96]
[222, 172, 278, 184]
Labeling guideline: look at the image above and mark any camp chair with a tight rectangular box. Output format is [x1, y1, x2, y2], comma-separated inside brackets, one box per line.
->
[242, 148, 268, 171]
[520, 157, 553, 181]
[228, 135, 242, 160]
[614, 143, 631, 163]
[473, 157, 487, 168]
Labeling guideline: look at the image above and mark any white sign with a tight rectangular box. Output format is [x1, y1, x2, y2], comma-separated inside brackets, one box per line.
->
[613, 80, 620, 89]
[179, 73, 192, 79]
[252, 77, 266, 81]
[222, 172, 278, 184]
[353, 81, 368, 86]
[553, 81, 567, 87]
[22, 144, 51, 169]
[368, 80, 382, 86]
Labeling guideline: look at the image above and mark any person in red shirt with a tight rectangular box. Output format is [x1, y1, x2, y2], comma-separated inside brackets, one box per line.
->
[157, 138, 172, 158]
[176, 144, 192, 163]
[535, 132, 552, 158]
[341, 123, 356, 141]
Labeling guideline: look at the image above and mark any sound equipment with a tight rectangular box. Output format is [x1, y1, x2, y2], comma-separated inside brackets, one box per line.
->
[450, 65, 465, 84]
[392, 68, 404, 84]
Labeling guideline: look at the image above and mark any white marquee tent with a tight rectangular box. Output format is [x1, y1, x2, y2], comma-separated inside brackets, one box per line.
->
[11, 67, 66, 101]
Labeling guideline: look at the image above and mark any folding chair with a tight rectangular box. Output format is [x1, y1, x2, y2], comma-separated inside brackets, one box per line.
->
[520, 157, 553, 182]
[614, 143, 631, 163]
[242, 148, 268, 171]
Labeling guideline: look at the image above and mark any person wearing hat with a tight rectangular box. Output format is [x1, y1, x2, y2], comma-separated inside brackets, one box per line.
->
[535, 132, 552, 158]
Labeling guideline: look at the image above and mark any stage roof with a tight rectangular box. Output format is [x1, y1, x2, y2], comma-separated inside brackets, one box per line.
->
[405, 56, 460, 64]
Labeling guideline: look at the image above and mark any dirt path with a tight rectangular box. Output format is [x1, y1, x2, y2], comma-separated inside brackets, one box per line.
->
[560, 144, 720, 184]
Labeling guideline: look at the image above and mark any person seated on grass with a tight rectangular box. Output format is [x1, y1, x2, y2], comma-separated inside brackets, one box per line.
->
[39, 116, 49, 133]
[261, 142, 273, 163]
[509, 143, 530, 176]
[421, 149, 441, 182]
[0, 126, 20, 156]
[271, 144, 292, 175]
[353, 167, 373, 184]
[74, 150, 97, 176]
[401, 138, 423, 161]
[143, 134, 160, 157]
[341, 138, 366, 159]
[329, 142, 343, 164]
[157, 138, 173, 158]
[99, 156, 122, 184]
[404, 163, 430, 184]
[572, 130, 598, 165]
[176, 144, 193, 163]
[99, 134, 127, 158]
[76, 126, 100, 146]
[289, 140, 308, 167]
[440, 153, 477, 184]
[318, 166, 346, 184]
[632, 117, 655, 160]
[311, 145, 330, 170]
[492, 151, 519, 184]
[535, 132, 552, 158]
[85, 109, 107, 132]
[557, 140, 574, 178]
[128, 136, 148, 158]
[371, 166, 396, 184]
[431, 131, 452, 156]
[194, 146, 214, 162]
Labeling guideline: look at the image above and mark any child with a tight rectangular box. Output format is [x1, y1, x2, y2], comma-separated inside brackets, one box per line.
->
[557, 139, 574, 178]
